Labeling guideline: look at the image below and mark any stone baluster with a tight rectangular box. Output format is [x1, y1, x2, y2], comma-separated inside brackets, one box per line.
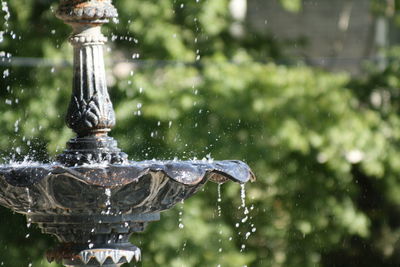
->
[56, 0, 127, 166]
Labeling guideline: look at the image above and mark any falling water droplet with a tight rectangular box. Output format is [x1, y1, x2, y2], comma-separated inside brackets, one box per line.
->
[3, 69, 9, 78]
[178, 210, 184, 229]
[245, 232, 251, 239]
[104, 188, 112, 215]
[217, 184, 222, 217]
[240, 184, 246, 208]
[1, 1, 11, 28]
[14, 119, 20, 133]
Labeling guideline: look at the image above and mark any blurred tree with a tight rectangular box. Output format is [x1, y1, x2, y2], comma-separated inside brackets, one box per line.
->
[279, 0, 302, 13]
[1, 0, 400, 267]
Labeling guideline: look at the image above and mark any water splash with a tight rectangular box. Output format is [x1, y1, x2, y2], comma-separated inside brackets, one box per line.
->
[1, 1, 10, 29]
[237, 184, 251, 252]
[103, 188, 112, 215]
[25, 188, 32, 213]
[178, 211, 184, 229]
[25, 187, 32, 238]
[217, 184, 223, 256]
[178, 201, 185, 229]
[240, 184, 249, 220]
[217, 183, 222, 217]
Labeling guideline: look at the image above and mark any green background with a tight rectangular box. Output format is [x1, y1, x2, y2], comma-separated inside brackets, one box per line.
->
[1, 0, 400, 266]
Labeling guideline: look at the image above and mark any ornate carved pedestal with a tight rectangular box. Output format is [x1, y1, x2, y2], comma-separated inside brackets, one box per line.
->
[56, 0, 127, 166]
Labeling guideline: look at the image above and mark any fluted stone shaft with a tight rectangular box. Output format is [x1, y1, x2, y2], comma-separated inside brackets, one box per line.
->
[67, 25, 115, 137]
[56, 1, 127, 166]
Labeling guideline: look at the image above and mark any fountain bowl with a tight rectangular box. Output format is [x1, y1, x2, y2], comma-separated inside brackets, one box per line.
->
[0, 160, 254, 265]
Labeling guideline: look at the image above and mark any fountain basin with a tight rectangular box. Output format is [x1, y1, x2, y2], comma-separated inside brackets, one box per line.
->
[0, 160, 254, 265]
[0, 160, 253, 213]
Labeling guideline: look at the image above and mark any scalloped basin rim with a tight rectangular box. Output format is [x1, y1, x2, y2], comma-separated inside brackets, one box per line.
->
[0, 160, 255, 187]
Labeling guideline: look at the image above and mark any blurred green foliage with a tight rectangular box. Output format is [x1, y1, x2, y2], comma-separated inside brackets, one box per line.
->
[279, 0, 302, 13]
[1, 0, 400, 267]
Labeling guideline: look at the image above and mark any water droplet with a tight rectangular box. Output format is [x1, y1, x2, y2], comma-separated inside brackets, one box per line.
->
[245, 232, 251, 239]
[3, 69, 9, 78]
[217, 184, 222, 217]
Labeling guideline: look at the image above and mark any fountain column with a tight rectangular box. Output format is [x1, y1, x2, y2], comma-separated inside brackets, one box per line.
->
[56, 0, 127, 166]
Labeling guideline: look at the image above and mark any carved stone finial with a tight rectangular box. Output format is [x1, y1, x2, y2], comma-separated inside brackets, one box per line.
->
[56, 0, 127, 165]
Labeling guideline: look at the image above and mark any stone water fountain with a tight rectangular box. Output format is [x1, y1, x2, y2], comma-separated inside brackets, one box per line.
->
[0, 0, 255, 266]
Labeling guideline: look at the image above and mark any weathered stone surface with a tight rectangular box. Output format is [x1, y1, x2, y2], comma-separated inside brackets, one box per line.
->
[56, 0, 118, 23]
[0, 160, 254, 266]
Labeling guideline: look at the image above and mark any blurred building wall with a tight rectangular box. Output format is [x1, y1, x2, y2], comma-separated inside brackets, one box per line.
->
[246, 0, 377, 74]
